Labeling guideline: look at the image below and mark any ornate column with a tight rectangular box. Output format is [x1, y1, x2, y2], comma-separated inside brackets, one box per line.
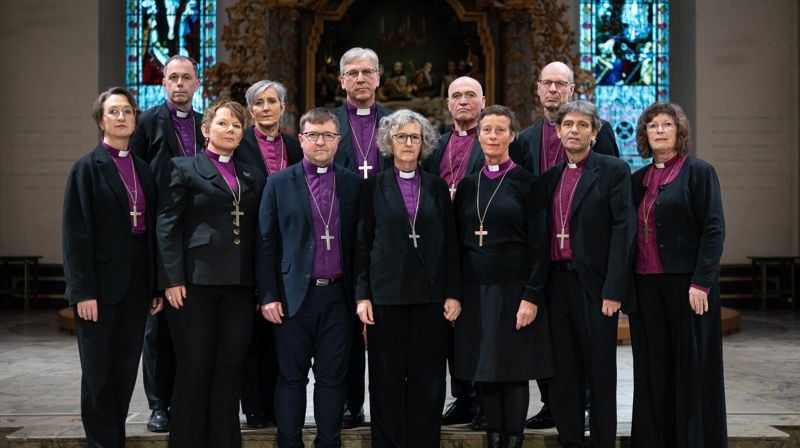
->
[496, 2, 535, 127]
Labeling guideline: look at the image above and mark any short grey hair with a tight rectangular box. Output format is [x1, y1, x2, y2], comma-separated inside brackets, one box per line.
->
[555, 100, 602, 132]
[245, 80, 288, 107]
[377, 109, 438, 160]
[339, 47, 379, 73]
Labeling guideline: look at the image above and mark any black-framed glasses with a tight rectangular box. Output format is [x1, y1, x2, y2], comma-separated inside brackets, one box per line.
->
[391, 133, 422, 144]
[302, 132, 339, 142]
[343, 68, 379, 79]
[538, 79, 572, 89]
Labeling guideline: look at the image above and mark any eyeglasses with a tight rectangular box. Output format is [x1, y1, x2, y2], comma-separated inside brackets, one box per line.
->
[104, 107, 135, 118]
[538, 79, 572, 89]
[391, 133, 422, 144]
[301, 132, 339, 142]
[343, 68, 379, 79]
[646, 122, 675, 132]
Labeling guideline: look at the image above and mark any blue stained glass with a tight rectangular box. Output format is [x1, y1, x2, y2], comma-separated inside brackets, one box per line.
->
[126, 0, 216, 112]
[580, 0, 669, 170]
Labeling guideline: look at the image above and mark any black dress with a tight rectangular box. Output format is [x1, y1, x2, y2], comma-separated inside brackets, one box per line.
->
[453, 166, 554, 382]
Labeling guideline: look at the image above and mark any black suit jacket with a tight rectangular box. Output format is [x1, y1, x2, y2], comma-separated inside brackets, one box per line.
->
[256, 162, 362, 317]
[514, 118, 620, 176]
[331, 103, 393, 174]
[534, 151, 635, 305]
[234, 127, 302, 179]
[421, 130, 484, 178]
[63, 145, 157, 305]
[355, 170, 460, 305]
[130, 103, 204, 186]
[156, 152, 264, 289]
[631, 156, 725, 288]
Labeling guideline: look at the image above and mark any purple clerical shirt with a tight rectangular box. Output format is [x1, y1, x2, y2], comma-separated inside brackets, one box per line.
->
[205, 149, 239, 193]
[550, 156, 587, 261]
[302, 159, 343, 278]
[439, 127, 476, 193]
[253, 127, 288, 175]
[540, 121, 564, 173]
[394, 167, 421, 221]
[167, 101, 197, 157]
[103, 143, 146, 234]
[481, 158, 516, 179]
[345, 102, 381, 178]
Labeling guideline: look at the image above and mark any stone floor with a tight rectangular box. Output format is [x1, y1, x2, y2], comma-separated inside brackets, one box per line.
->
[0, 307, 798, 447]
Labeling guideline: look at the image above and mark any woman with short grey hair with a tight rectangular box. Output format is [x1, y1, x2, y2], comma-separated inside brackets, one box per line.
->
[355, 109, 461, 448]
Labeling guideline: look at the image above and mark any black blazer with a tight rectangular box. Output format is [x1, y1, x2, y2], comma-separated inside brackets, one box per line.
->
[156, 152, 264, 289]
[234, 127, 302, 179]
[331, 103, 394, 174]
[130, 103, 204, 186]
[535, 151, 635, 305]
[631, 156, 725, 288]
[63, 145, 157, 305]
[355, 169, 460, 305]
[421, 130, 485, 177]
[514, 118, 620, 176]
[256, 162, 362, 317]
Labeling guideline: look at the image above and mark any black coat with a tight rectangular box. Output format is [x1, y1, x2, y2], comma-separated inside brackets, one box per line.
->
[355, 169, 460, 305]
[63, 145, 158, 305]
[156, 152, 264, 289]
[234, 127, 302, 179]
[535, 151, 635, 305]
[513, 118, 620, 176]
[331, 103, 394, 174]
[631, 156, 725, 287]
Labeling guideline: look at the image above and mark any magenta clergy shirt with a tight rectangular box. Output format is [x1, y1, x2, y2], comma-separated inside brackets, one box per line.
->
[167, 101, 197, 157]
[439, 127, 476, 191]
[345, 102, 381, 177]
[103, 143, 146, 234]
[253, 127, 288, 175]
[393, 167, 421, 221]
[302, 159, 343, 278]
[540, 121, 564, 173]
[550, 156, 586, 261]
[205, 149, 239, 193]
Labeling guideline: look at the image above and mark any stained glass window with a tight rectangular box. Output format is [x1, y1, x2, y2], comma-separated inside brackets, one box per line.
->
[126, 0, 216, 111]
[580, 0, 669, 169]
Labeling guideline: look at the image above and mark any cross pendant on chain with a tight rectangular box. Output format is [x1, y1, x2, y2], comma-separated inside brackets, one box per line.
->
[408, 229, 421, 248]
[556, 229, 569, 249]
[321, 226, 335, 251]
[641, 224, 652, 244]
[130, 204, 142, 227]
[474, 224, 488, 247]
[358, 159, 373, 179]
[231, 203, 244, 227]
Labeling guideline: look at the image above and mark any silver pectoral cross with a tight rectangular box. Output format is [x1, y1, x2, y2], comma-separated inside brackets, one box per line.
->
[358, 159, 373, 179]
[557, 229, 569, 249]
[641, 224, 652, 244]
[474, 224, 488, 247]
[408, 229, 421, 248]
[321, 226, 335, 251]
[449, 183, 457, 200]
[231, 203, 244, 227]
[130, 204, 142, 227]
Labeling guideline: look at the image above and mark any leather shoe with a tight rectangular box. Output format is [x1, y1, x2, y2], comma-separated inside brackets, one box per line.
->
[246, 413, 270, 429]
[146, 408, 170, 433]
[525, 405, 555, 429]
[442, 399, 473, 425]
[468, 403, 487, 431]
[341, 407, 365, 429]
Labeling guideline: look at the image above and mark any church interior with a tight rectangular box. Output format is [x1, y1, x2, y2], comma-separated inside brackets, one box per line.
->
[0, 0, 798, 446]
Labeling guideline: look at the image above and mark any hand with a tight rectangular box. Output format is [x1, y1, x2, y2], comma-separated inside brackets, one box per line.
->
[688, 287, 709, 315]
[165, 285, 187, 310]
[356, 300, 375, 325]
[150, 297, 164, 315]
[76, 299, 98, 322]
[443, 298, 461, 322]
[261, 301, 284, 324]
[515, 300, 538, 330]
[601, 298, 621, 317]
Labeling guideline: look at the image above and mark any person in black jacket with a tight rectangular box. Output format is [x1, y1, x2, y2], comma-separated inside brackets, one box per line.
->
[355, 109, 461, 448]
[157, 100, 264, 448]
[63, 87, 160, 448]
[629, 102, 727, 448]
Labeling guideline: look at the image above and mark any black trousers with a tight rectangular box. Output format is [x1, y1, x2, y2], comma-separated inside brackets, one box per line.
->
[367, 303, 448, 448]
[240, 312, 279, 419]
[478, 381, 529, 435]
[165, 284, 253, 448]
[75, 235, 148, 448]
[548, 270, 618, 448]
[142, 310, 176, 410]
[274, 282, 352, 448]
[630, 274, 727, 448]
[344, 314, 366, 414]
[446, 324, 477, 403]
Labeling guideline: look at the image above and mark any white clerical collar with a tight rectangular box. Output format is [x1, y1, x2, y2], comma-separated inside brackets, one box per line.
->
[356, 107, 371, 116]
[218, 155, 231, 163]
[399, 170, 416, 179]
[117, 150, 130, 158]
[487, 164, 500, 172]
[265, 135, 275, 142]
[316, 166, 329, 174]
[655, 162, 666, 169]
[567, 162, 578, 169]
[457, 130, 468, 137]
[175, 109, 190, 119]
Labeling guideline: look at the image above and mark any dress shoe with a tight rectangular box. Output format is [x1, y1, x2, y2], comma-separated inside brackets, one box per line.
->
[525, 405, 555, 429]
[468, 403, 487, 431]
[486, 431, 502, 448]
[246, 413, 269, 429]
[441, 399, 473, 425]
[146, 408, 170, 433]
[341, 407, 365, 429]
[505, 433, 524, 448]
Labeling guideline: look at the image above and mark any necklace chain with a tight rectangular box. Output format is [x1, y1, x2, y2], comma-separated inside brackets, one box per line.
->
[476, 168, 511, 230]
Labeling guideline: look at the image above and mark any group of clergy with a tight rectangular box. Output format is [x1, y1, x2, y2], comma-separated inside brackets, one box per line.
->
[62, 47, 728, 448]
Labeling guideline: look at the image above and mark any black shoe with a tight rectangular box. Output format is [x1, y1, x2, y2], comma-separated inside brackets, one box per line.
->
[525, 405, 555, 429]
[486, 431, 502, 448]
[506, 433, 524, 448]
[468, 403, 487, 431]
[442, 399, 473, 425]
[246, 413, 269, 429]
[341, 407, 365, 429]
[146, 408, 170, 433]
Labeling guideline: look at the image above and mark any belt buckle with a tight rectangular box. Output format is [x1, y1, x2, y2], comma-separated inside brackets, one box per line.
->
[315, 278, 331, 286]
